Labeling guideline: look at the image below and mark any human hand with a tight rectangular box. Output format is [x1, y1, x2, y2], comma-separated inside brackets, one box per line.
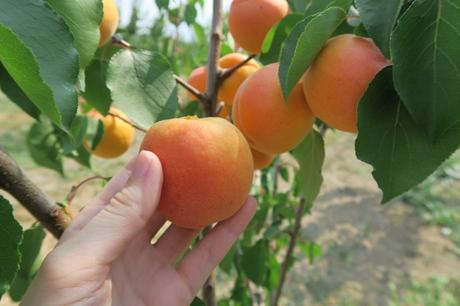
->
[22, 151, 257, 306]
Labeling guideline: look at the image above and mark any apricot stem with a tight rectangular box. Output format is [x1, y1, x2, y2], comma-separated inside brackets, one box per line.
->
[220, 54, 257, 81]
[65, 175, 110, 207]
[108, 111, 147, 133]
[111, 36, 131, 49]
[174, 75, 207, 103]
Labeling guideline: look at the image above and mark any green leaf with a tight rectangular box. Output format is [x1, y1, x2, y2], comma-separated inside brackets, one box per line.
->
[0, 0, 79, 129]
[241, 240, 269, 286]
[0, 64, 40, 120]
[86, 117, 105, 151]
[83, 59, 112, 115]
[292, 131, 325, 203]
[155, 0, 169, 10]
[27, 121, 64, 175]
[67, 145, 91, 168]
[266, 252, 281, 289]
[219, 244, 236, 275]
[184, 3, 197, 25]
[0, 195, 23, 298]
[356, 67, 460, 203]
[9, 225, 46, 301]
[107, 50, 179, 129]
[279, 7, 347, 100]
[355, 0, 403, 58]
[60, 115, 88, 154]
[305, 0, 352, 17]
[46, 0, 103, 68]
[260, 13, 304, 65]
[391, 0, 460, 140]
[298, 240, 323, 264]
[190, 297, 206, 306]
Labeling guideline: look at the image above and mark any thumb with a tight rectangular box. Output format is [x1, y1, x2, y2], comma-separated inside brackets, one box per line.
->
[64, 151, 163, 264]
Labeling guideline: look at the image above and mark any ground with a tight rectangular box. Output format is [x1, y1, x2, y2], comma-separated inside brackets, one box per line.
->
[1, 95, 459, 306]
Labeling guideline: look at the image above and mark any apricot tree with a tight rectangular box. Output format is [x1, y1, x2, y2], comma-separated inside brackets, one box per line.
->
[1, 0, 460, 305]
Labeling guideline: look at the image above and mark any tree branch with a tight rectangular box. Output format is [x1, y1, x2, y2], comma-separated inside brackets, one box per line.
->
[220, 54, 257, 81]
[204, 0, 224, 117]
[174, 75, 207, 103]
[271, 197, 306, 306]
[66, 175, 110, 206]
[108, 111, 147, 133]
[0, 147, 72, 238]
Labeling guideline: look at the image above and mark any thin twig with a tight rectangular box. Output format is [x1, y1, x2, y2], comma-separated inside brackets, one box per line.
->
[271, 197, 306, 306]
[66, 176, 110, 206]
[108, 111, 147, 133]
[174, 75, 207, 103]
[111, 36, 131, 49]
[205, 0, 224, 117]
[220, 54, 257, 81]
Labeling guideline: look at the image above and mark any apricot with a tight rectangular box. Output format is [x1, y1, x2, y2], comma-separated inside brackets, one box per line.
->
[84, 107, 135, 159]
[186, 53, 260, 106]
[218, 53, 260, 106]
[187, 66, 208, 101]
[233, 63, 314, 154]
[302, 34, 390, 133]
[99, 0, 120, 47]
[251, 147, 274, 170]
[229, 0, 289, 54]
[140, 116, 254, 229]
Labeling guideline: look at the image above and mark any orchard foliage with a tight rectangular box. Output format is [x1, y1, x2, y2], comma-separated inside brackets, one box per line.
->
[1, 0, 460, 304]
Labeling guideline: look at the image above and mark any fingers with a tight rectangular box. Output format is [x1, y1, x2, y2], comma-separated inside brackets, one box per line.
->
[153, 224, 199, 264]
[177, 197, 257, 294]
[60, 157, 137, 242]
[62, 151, 164, 264]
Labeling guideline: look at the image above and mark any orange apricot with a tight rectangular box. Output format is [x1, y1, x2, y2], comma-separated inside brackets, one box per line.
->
[251, 147, 274, 170]
[187, 66, 208, 101]
[186, 53, 260, 106]
[99, 0, 120, 47]
[218, 53, 260, 105]
[233, 63, 314, 154]
[229, 0, 289, 54]
[84, 107, 135, 158]
[140, 116, 254, 229]
[302, 34, 390, 133]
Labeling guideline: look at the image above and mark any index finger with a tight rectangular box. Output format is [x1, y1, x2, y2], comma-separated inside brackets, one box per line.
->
[177, 197, 257, 294]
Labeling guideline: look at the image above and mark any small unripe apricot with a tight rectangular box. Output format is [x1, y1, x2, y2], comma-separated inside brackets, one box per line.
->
[233, 63, 314, 154]
[303, 34, 390, 133]
[229, 0, 289, 54]
[140, 116, 254, 229]
[251, 147, 274, 170]
[84, 107, 135, 159]
[186, 53, 260, 105]
[99, 0, 120, 47]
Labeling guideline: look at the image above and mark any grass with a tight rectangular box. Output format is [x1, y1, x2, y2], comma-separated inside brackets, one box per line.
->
[402, 151, 460, 252]
[389, 277, 460, 306]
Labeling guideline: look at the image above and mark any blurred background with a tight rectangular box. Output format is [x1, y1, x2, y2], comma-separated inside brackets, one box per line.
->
[1, 1, 460, 305]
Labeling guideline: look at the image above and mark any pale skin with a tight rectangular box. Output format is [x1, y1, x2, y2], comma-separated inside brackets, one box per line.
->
[22, 151, 257, 306]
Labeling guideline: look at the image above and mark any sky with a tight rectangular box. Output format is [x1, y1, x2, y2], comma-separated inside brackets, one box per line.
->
[116, 0, 232, 41]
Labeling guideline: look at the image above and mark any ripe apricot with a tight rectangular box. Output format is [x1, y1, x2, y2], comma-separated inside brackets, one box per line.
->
[140, 116, 254, 229]
[99, 0, 120, 47]
[251, 147, 274, 170]
[218, 53, 260, 106]
[302, 34, 390, 133]
[229, 0, 289, 54]
[233, 63, 314, 154]
[187, 54, 260, 105]
[187, 66, 208, 101]
[84, 107, 135, 159]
